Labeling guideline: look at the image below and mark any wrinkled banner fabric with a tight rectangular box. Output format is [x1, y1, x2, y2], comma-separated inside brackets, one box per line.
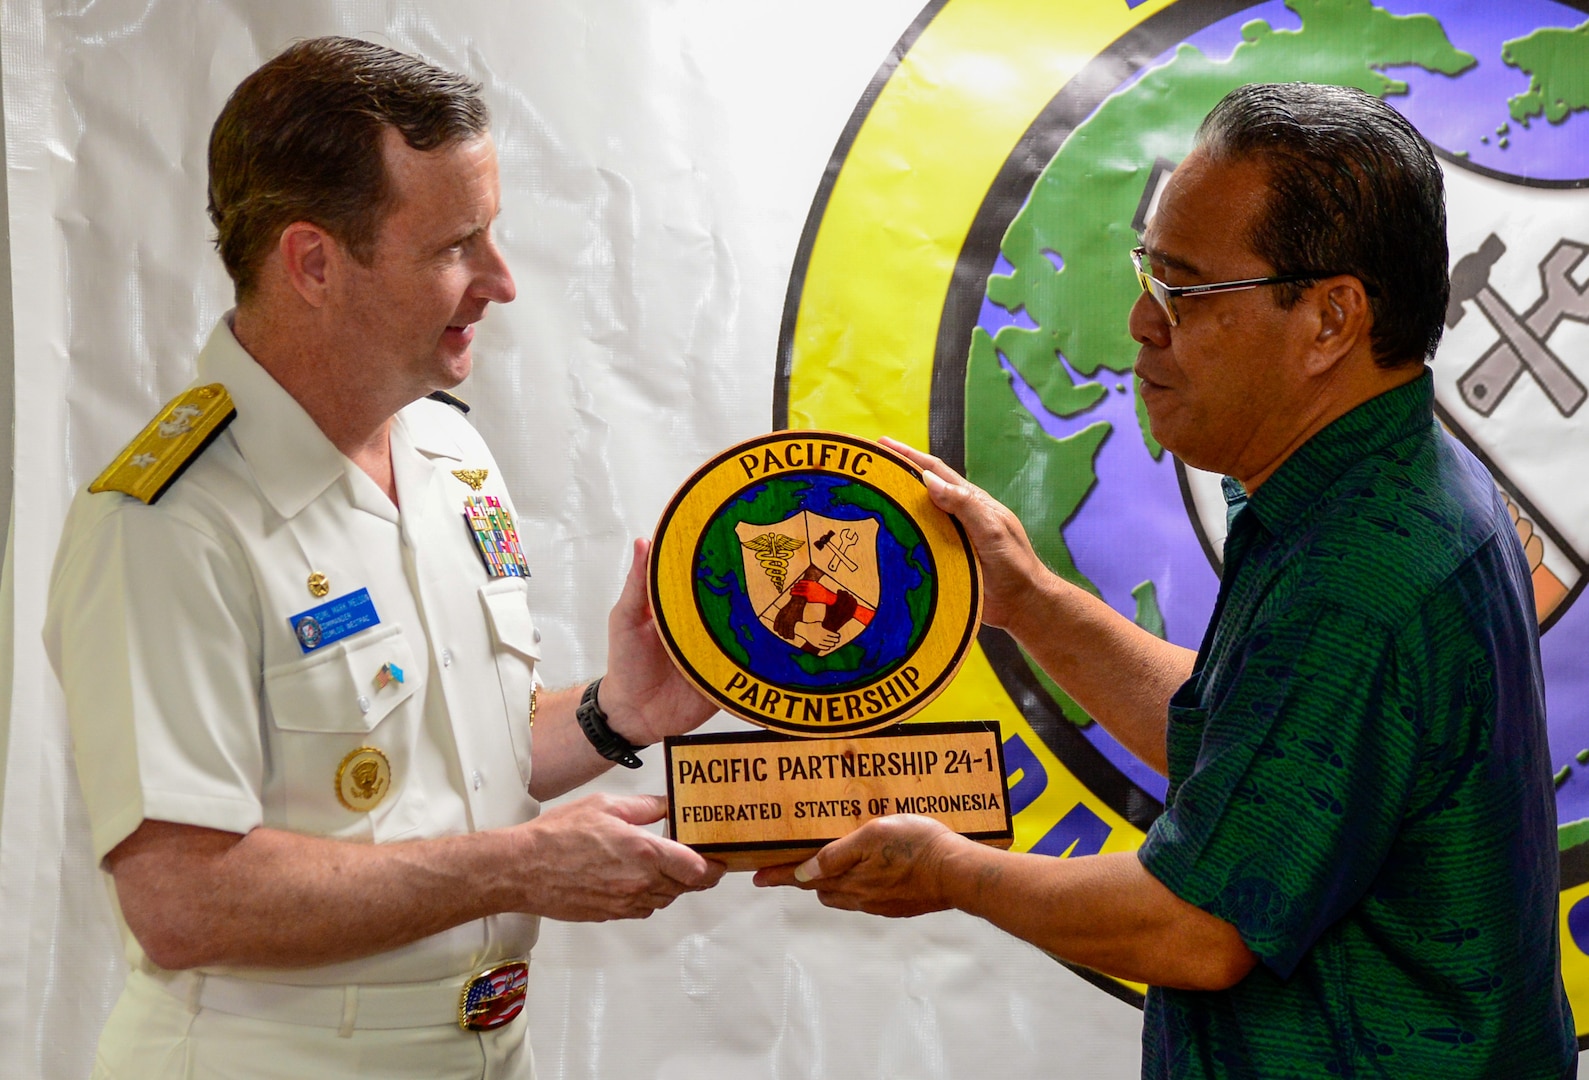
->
[0, 2, 1145, 1079]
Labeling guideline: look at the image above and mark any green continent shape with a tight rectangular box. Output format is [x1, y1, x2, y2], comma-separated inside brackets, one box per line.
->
[1504, 20, 1589, 126]
[1560, 817, 1589, 853]
[969, 0, 1473, 725]
[1132, 580, 1166, 640]
[968, 326, 1109, 726]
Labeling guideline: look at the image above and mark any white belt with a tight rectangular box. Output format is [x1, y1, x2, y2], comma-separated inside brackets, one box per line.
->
[142, 962, 525, 1036]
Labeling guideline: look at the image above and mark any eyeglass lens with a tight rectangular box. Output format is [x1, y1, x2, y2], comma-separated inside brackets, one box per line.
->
[1132, 249, 1178, 325]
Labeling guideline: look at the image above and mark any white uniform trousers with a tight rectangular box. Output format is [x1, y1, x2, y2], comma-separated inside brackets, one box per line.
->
[91, 969, 534, 1080]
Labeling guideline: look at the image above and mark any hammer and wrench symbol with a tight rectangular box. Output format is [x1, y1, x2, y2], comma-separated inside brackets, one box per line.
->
[813, 527, 860, 573]
[1448, 233, 1589, 417]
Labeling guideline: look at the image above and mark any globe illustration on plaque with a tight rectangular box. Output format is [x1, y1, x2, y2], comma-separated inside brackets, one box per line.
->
[650, 432, 981, 736]
[929, 0, 1589, 850]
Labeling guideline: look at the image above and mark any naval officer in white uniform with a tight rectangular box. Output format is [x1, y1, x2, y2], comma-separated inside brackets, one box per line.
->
[44, 36, 724, 1079]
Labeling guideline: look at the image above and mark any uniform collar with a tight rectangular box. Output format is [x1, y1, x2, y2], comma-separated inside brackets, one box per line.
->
[1242, 368, 1434, 535]
[394, 398, 466, 462]
[195, 316, 346, 520]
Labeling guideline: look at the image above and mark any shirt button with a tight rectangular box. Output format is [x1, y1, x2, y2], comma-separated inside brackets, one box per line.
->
[532, 628, 542, 644]
[441, 650, 454, 668]
[357, 696, 371, 714]
[472, 770, 483, 791]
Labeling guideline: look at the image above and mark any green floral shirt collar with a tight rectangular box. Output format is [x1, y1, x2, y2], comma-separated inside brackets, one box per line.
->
[1235, 368, 1435, 535]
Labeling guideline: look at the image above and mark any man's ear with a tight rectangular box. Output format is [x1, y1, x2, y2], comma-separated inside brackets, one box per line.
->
[1302, 277, 1371, 376]
[278, 222, 333, 308]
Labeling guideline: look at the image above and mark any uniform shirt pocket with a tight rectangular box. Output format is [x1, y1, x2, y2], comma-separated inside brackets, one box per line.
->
[261, 625, 422, 838]
[264, 624, 419, 734]
[478, 579, 540, 790]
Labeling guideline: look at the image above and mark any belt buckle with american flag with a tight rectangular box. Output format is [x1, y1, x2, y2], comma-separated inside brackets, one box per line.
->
[457, 960, 529, 1031]
[463, 495, 531, 578]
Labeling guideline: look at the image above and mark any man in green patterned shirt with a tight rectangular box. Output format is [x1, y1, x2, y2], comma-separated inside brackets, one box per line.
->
[758, 83, 1576, 1076]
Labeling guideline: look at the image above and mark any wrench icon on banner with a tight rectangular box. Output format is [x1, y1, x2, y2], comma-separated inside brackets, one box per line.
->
[1448, 234, 1589, 417]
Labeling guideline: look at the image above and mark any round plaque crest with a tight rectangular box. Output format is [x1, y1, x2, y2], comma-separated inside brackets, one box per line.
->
[650, 431, 981, 736]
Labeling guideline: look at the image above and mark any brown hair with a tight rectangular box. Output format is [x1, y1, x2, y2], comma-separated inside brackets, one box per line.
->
[207, 37, 490, 301]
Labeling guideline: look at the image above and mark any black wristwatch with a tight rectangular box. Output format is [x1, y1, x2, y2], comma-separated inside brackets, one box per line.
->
[575, 677, 644, 769]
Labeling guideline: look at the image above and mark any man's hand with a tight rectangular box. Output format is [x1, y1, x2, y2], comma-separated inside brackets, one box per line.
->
[753, 821, 1257, 990]
[599, 538, 717, 747]
[880, 437, 1192, 777]
[108, 799, 726, 970]
[752, 815, 967, 918]
[879, 437, 1050, 634]
[518, 793, 725, 921]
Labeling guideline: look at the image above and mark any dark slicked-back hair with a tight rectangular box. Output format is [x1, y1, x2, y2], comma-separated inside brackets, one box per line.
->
[1195, 83, 1447, 367]
[208, 36, 490, 302]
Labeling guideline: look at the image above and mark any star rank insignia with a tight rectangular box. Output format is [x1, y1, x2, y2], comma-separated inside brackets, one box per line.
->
[89, 384, 236, 504]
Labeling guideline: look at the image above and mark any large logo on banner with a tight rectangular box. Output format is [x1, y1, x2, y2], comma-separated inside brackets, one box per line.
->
[776, 0, 1589, 1023]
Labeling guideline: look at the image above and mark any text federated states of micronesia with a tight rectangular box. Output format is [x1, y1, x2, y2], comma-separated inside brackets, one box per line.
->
[674, 791, 1003, 826]
[674, 743, 996, 786]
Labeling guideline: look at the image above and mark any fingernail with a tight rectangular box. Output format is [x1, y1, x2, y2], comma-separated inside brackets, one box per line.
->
[793, 858, 823, 883]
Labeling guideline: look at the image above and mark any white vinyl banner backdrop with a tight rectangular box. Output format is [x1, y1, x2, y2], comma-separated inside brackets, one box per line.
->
[0, 2, 1143, 1078]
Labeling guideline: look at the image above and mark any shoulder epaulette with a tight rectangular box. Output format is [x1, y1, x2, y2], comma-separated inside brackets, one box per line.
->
[426, 390, 471, 414]
[88, 383, 236, 504]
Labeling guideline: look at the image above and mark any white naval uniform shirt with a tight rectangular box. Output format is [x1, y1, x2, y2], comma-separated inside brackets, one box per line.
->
[44, 318, 544, 988]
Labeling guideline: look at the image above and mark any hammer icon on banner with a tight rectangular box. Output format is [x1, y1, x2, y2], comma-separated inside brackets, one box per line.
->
[1449, 233, 1589, 417]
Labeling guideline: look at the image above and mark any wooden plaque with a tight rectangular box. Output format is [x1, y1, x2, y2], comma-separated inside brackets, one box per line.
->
[666, 722, 1013, 871]
[649, 431, 982, 737]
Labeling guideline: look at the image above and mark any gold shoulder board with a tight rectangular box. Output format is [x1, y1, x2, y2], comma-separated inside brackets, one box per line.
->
[88, 384, 236, 504]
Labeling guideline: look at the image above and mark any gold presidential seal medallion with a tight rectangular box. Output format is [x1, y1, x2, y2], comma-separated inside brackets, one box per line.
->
[335, 746, 391, 812]
[649, 431, 982, 737]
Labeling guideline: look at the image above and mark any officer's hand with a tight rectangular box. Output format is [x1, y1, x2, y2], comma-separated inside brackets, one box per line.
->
[600, 538, 718, 745]
[517, 793, 724, 921]
[879, 437, 1051, 633]
[752, 814, 964, 918]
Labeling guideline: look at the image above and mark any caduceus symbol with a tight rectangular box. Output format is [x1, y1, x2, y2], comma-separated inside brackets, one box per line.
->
[742, 532, 802, 591]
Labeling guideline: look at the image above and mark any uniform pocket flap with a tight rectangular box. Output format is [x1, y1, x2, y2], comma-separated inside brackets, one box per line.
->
[480, 580, 542, 662]
[264, 624, 419, 733]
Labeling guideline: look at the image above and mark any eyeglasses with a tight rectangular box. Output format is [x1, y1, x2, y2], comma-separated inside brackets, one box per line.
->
[1130, 246, 1341, 326]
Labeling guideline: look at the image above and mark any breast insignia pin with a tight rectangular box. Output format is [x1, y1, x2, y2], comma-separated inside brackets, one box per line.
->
[335, 747, 391, 813]
[374, 662, 405, 690]
[453, 468, 489, 491]
[307, 572, 330, 598]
